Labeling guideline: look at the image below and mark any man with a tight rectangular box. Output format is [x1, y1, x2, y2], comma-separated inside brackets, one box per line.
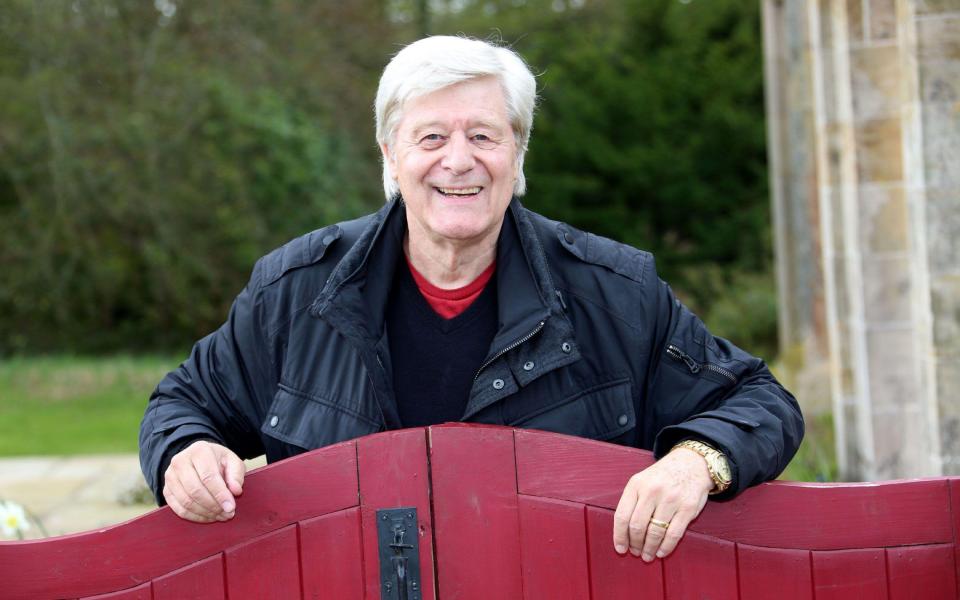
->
[140, 36, 803, 564]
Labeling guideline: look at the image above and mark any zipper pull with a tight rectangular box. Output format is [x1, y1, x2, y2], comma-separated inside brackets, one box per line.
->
[666, 344, 701, 373]
[555, 289, 567, 310]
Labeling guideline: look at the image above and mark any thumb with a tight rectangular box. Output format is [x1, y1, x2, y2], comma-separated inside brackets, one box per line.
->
[217, 448, 246, 496]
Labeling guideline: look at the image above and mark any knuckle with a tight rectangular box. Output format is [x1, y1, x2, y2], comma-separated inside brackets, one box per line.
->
[646, 527, 665, 539]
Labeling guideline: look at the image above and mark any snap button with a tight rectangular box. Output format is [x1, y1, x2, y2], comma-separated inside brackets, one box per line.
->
[563, 231, 574, 244]
[269, 415, 279, 427]
[492, 378, 505, 390]
[561, 342, 572, 353]
[618, 414, 629, 426]
[322, 234, 335, 246]
[523, 361, 535, 371]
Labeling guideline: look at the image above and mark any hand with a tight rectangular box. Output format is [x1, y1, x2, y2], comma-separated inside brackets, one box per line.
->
[612, 447, 714, 561]
[163, 440, 246, 523]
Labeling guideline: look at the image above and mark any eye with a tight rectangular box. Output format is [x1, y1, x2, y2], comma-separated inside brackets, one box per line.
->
[418, 133, 445, 147]
[472, 133, 498, 149]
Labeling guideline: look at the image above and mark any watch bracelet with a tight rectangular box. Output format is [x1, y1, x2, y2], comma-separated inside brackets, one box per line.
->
[671, 438, 731, 494]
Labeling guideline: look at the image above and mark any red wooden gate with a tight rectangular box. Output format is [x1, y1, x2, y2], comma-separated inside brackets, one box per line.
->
[2, 424, 957, 599]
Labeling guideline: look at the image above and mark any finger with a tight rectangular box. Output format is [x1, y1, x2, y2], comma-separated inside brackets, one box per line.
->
[177, 461, 229, 518]
[220, 450, 245, 498]
[641, 506, 676, 562]
[612, 480, 640, 554]
[627, 493, 657, 558]
[655, 507, 697, 559]
[191, 445, 240, 515]
[164, 481, 218, 523]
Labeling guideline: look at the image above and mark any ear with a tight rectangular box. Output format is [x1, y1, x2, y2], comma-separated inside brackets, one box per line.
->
[380, 142, 398, 179]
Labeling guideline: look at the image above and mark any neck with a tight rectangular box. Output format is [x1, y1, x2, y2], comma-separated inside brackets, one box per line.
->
[404, 226, 499, 290]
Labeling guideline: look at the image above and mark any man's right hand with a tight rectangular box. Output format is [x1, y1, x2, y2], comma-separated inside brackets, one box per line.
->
[163, 440, 246, 523]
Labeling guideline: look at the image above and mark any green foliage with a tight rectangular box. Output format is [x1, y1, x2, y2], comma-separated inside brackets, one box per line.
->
[0, 0, 390, 353]
[1, 0, 778, 354]
[779, 411, 837, 482]
[702, 269, 779, 360]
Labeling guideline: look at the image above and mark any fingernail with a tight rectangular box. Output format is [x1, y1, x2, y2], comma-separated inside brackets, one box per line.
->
[642, 553, 653, 562]
[630, 548, 641, 557]
[656, 550, 665, 559]
[222, 501, 235, 513]
[615, 544, 627, 554]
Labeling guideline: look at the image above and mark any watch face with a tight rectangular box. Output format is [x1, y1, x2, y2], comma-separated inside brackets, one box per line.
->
[713, 456, 732, 483]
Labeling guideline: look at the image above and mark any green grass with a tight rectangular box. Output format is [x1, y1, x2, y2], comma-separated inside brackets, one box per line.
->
[0, 355, 179, 455]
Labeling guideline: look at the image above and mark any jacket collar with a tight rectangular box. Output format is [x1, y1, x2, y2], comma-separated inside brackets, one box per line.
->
[311, 197, 565, 336]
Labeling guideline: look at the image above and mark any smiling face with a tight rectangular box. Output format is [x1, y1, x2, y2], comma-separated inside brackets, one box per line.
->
[382, 77, 518, 250]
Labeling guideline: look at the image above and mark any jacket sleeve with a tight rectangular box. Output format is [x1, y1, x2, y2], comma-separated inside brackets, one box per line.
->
[139, 260, 274, 505]
[643, 260, 804, 499]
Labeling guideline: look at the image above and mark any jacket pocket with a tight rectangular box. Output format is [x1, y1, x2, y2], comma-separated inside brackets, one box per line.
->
[261, 384, 381, 450]
[507, 378, 635, 441]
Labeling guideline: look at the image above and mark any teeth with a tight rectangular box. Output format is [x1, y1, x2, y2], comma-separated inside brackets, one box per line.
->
[437, 187, 481, 196]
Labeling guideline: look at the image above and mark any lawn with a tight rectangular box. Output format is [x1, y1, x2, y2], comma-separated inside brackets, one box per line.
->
[0, 355, 179, 456]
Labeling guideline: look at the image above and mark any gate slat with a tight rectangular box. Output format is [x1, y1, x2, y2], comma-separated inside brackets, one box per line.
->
[886, 544, 957, 599]
[951, 479, 960, 592]
[811, 548, 887, 600]
[0, 442, 359, 600]
[224, 525, 301, 599]
[299, 508, 364, 600]
[430, 425, 522, 599]
[517, 495, 590, 600]
[737, 545, 812, 600]
[80, 583, 151, 600]
[152, 554, 225, 600]
[585, 506, 664, 600]
[662, 532, 737, 600]
[358, 429, 435, 600]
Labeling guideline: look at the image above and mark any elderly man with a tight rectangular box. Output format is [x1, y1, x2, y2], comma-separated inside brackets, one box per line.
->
[140, 36, 803, 563]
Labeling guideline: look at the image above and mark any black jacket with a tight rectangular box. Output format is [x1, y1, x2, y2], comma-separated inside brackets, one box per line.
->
[140, 198, 804, 503]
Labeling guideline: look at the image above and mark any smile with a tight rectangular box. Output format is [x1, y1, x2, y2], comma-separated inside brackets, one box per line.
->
[435, 186, 483, 196]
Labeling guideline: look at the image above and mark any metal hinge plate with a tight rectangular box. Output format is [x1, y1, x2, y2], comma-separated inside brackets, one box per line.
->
[377, 507, 421, 600]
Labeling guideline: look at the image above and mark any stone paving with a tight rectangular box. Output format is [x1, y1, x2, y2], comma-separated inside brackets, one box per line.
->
[0, 454, 266, 540]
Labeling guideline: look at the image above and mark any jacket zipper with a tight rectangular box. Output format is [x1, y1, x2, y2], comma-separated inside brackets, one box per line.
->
[666, 344, 737, 383]
[475, 320, 546, 381]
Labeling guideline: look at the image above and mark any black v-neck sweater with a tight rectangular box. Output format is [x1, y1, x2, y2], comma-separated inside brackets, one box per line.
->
[386, 262, 498, 427]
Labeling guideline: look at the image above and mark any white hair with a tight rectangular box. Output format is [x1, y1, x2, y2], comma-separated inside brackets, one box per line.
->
[375, 36, 537, 200]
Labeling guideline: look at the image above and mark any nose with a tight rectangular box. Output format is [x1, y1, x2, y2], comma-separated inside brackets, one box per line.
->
[441, 132, 475, 174]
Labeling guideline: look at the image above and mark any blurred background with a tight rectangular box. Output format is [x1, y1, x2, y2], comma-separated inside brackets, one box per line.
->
[1, 0, 956, 538]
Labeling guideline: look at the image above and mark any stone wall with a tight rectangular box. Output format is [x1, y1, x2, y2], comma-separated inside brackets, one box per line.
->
[764, 0, 959, 480]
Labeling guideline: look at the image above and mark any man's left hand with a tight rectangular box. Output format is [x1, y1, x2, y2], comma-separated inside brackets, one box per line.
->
[612, 447, 715, 561]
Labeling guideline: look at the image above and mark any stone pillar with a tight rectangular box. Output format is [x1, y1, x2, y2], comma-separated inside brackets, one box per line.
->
[763, 0, 959, 480]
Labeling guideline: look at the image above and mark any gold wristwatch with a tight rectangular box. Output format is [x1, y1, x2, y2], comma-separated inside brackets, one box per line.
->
[672, 439, 732, 495]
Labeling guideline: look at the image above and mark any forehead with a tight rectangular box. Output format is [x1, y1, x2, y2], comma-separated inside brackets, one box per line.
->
[399, 77, 510, 132]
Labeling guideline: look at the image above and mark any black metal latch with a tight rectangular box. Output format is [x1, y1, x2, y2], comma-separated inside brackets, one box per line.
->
[377, 507, 421, 600]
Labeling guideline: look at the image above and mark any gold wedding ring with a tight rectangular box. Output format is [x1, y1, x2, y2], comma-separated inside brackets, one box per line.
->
[649, 518, 670, 529]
